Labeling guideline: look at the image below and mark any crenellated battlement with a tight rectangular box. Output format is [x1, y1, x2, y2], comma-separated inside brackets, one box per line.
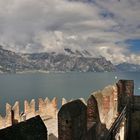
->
[0, 80, 136, 140]
[0, 97, 58, 130]
[0, 85, 118, 131]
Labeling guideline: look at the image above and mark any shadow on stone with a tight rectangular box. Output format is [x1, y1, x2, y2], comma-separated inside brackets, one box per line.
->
[0, 115, 47, 140]
[58, 99, 87, 140]
[87, 95, 109, 140]
[49, 133, 58, 140]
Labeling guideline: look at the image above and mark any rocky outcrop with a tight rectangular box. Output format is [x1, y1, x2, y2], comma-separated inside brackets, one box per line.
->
[0, 46, 32, 73]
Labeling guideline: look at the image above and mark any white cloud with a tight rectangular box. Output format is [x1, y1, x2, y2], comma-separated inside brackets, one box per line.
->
[0, 0, 139, 64]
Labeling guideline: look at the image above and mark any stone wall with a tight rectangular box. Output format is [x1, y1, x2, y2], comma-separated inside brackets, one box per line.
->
[0, 97, 58, 130]
[0, 85, 119, 132]
[57, 80, 134, 140]
[58, 100, 87, 140]
[0, 80, 134, 140]
[92, 85, 118, 129]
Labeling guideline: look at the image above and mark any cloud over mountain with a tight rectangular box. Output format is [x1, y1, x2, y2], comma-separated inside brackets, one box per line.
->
[0, 0, 139, 64]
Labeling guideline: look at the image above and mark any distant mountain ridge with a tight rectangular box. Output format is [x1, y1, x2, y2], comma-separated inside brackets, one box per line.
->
[1, 45, 140, 73]
[0, 46, 116, 73]
[116, 63, 140, 72]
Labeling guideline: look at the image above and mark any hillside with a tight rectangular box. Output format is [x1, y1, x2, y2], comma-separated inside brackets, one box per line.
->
[0, 46, 116, 73]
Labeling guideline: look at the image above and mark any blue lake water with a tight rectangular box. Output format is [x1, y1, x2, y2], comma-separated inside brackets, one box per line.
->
[0, 72, 140, 114]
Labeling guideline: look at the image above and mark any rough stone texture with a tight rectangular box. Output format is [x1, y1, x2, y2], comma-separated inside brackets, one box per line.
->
[115, 121, 125, 140]
[0, 81, 135, 139]
[44, 118, 58, 139]
[87, 123, 97, 140]
[5, 103, 12, 128]
[12, 101, 20, 124]
[79, 98, 87, 105]
[116, 80, 134, 140]
[62, 98, 67, 106]
[38, 98, 46, 116]
[130, 96, 140, 140]
[102, 95, 110, 116]
[0, 103, 13, 129]
[87, 95, 100, 140]
[87, 95, 109, 140]
[92, 85, 118, 129]
[0, 115, 47, 140]
[58, 100, 87, 140]
[0, 116, 4, 129]
[0, 97, 58, 131]
[131, 111, 140, 140]
[87, 95, 100, 125]
[61, 98, 74, 106]
[117, 80, 134, 112]
[24, 99, 36, 120]
[39, 97, 58, 119]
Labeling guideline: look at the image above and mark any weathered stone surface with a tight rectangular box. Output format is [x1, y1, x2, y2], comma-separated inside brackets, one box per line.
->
[92, 85, 118, 129]
[115, 121, 125, 140]
[87, 95, 101, 140]
[5, 103, 12, 128]
[51, 98, 57, 108]
[39, 98, 46, 115]
[12, 101, 20, 123]
[48, 97, 58, 119]
[79, 98, 87, 105]
[44, 118, 58, 138]
[62, 98, 67, 106]
[0, 116, 4, 129]
[117, 80, 134, 112]
[24, 99, 36, 120]
[0, 115, 47, 140]
[39, 97, 58, 119]
[87, 95, 100, 125]
[131, 111, 140, 140]
[61, 98, 75, 106]
[58, 100, 87, 140]
[45, 97, 51, 104]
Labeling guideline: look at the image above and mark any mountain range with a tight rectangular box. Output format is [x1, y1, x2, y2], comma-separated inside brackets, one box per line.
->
[0, 46, 139, 73]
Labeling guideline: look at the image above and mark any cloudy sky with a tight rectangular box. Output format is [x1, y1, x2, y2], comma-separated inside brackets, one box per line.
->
[0, 0, 140, 64]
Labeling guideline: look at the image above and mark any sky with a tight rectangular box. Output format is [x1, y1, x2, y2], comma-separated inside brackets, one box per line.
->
[0, 0, 140, 64]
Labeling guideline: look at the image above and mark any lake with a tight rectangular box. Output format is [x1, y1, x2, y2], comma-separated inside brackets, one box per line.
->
[0, 72, 140, 115]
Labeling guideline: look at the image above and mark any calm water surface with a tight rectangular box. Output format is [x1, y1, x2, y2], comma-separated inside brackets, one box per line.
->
[0, 72, 140, 114]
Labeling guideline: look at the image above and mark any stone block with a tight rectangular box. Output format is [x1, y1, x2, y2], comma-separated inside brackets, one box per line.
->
[58, 100, 87, 140]
[117, 80, 134, 112]
[87, 95, 100, 125]
[92, 85, 119, 129]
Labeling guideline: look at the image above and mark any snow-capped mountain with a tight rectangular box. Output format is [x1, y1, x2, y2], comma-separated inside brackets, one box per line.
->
[0, 46, 116, 73]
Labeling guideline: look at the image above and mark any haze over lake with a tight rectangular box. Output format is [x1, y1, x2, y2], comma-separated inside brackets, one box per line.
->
[0, 72, 140, 115]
